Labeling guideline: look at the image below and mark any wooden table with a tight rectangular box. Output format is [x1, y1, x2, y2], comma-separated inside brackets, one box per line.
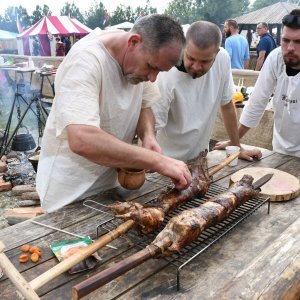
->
[1, 148, 300, 299]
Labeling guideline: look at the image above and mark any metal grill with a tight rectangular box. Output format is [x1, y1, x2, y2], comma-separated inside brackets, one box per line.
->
[87, 183, 270, 290]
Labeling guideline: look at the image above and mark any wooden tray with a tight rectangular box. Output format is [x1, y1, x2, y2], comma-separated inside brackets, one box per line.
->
[230, 167, 300, 201]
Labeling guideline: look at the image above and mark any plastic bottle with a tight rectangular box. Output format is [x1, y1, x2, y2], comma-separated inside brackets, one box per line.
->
[7, 56, 13, 65]
[28, 57, 35, 68]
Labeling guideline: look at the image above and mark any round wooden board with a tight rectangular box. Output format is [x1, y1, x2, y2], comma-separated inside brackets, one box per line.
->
[230, 167, 300, 202]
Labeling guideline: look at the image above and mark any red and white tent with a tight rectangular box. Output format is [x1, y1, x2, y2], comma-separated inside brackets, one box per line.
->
[17, 16, 92, 56]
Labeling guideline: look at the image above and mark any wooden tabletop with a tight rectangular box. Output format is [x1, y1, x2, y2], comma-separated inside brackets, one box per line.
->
[0, 148, 300, 300]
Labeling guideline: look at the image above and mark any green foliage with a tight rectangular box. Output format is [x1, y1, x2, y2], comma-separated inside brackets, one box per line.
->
[165, 0, 197, 24]
[85, 1, 107, 30]
[0, 6, 30, 32]
[60, 2, 85, 23]
[110, 5, 135, 24]
[31, 5, 52, 25]
[165, 0, 250, 25]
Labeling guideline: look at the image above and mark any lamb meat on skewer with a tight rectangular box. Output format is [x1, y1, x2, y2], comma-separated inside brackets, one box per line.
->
[150, 174, 270, 256]
[72, 173, 272, 300]
[108, 151, 211, 233]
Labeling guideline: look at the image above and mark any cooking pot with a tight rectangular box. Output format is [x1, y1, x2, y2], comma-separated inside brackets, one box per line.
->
[11, 126, 36, 152]
[28, 148, 40, 172]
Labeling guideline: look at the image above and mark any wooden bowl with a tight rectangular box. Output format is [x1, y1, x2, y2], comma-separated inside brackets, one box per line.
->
[118, 168, 145, 190]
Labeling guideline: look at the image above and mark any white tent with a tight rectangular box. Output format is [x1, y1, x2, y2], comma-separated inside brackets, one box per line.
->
[108, 22, 134, 31]
[0, 29, 18, 53]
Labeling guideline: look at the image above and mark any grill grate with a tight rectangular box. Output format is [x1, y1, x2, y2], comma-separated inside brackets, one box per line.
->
[90, 183, 270, 290]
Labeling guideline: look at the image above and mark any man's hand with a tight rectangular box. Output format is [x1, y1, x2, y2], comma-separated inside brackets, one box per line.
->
[155, 156, 192, 190]
[239, 148, 262, 161]
[213, 140, 231, 150]
[140, 134, 162, 154]
[214, 140, 262, 161]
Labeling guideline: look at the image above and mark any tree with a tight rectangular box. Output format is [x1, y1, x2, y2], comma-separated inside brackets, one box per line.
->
[61, 2, 85, 23]
[85, 1, 107, 29]
[31, 5, 52, 24]
[110, 5, 135, 25]
[0, 6, 30, 32]
[251, 0, 299, 11]
[164, 0, 197, 24]
[134, 1, 157, 20]
[165, 0, 250, 25]
[196, 0, 250, 25]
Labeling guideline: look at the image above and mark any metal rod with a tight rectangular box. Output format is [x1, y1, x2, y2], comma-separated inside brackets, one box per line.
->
[30, 220, 117, 250]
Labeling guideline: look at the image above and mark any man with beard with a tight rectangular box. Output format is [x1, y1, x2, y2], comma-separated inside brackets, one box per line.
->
[218, 9, 300, 157]
[36, 15, 192, 213]
[152, 21, 261, 162]
[224, 19, 250, 69]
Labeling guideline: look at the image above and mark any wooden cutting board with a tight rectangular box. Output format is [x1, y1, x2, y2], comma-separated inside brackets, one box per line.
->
[230, 167, 300, 202]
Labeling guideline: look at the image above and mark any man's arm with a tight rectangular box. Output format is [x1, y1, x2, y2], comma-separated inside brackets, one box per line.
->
[244, 59, 249, 69]
[220, 101, 240, 147]
[238, 123, 251, 139]
[255, 50, 266, 71]
[216, 102, 262, 160]
[66, 124, 191, 190]
[136, 107, 162, 153]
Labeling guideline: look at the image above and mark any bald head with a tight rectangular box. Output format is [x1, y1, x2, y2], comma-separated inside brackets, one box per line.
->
[186, 21, 222, 50]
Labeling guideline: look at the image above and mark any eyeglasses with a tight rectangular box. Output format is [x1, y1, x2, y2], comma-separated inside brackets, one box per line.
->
[282, 14, 300, 28]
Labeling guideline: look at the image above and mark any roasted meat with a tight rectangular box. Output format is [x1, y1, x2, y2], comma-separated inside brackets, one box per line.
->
[150, 174, 258, 256]
[108, 151, 211, 233]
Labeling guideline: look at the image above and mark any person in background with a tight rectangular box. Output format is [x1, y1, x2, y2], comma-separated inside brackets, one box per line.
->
[36, 14, 191, 213]
[102, 10, 110, 28]
[135, 11, 145, 23]
[64, 36, 71, 55]
[55, 37, 65, 56]
[255, 22, 277, 70]
[32, 36, 40, 56]
[216, 9, 300, 157]
[224, 19, 250, 69]
[152, 21, 261, 163]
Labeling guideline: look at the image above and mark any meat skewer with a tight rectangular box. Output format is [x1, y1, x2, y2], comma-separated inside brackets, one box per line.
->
[72, 173, 273, 299]
[108, 150, 240, 234]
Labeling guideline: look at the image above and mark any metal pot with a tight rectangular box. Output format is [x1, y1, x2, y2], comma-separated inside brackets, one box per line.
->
[28, 149, 40, 172]
[11, 126, 36, 152]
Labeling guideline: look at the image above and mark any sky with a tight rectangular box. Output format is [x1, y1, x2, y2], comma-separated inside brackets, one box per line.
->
[0, 0, 170, 15]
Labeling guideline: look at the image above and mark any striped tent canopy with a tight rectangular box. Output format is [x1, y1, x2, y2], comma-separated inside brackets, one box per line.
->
[17, 16, 92, 56]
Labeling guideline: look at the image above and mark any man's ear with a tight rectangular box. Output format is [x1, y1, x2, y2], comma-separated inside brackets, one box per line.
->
[128, 34, 142, 49]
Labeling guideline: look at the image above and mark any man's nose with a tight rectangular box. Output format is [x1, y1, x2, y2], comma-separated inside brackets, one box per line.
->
[287, 41, 296, 51]
[192, 61, 203, 72]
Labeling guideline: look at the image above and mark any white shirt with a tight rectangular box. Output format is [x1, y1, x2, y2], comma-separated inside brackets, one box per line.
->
[153, 48, 235, 161]
[240, 47, 300, 157]
[36, 28, 160, 212]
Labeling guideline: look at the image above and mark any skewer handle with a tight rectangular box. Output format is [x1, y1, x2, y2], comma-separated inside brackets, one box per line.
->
[209, 151, 240, 176]
[30, 220, 135, 291]
[72, 245, 158, 300]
